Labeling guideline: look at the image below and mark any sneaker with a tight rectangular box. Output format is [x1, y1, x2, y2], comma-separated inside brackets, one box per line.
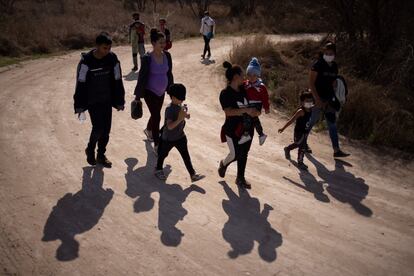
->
[191, 173, 205, 182]
[297, 162, 308, 171]
[334, 150, 350, 158]
[154, 170, 167, 180]
[85, 148, 96, 166]
[144, 129, 153, 142]
[284, 147, 291, 160]
[259, 134, 267, 146]
[236, 177, 251, 189]
[132, 66, 138, 71]
[96, 155, 112, 168]
[218, 160, 228, 178]
[238, 135, 252, 145]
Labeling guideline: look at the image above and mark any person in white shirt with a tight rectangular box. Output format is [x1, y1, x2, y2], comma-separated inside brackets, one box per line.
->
[200, 11, 215, 59]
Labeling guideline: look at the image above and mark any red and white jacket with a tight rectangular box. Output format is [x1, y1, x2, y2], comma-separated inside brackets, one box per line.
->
[244, 79, 270, 112]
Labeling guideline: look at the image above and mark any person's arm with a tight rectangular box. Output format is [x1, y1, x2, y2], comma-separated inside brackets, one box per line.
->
[166, 108, 187, 130]
[261, 85, 271, 114]
[278, 109, 304, 133]
[224, 107, 259, 117]
[134, 55, 150, 100]
[309, 70, 322, 107]
[112, 55, 125, 110]
[73, 58, 89, 113]
[166, 52, 174, 88]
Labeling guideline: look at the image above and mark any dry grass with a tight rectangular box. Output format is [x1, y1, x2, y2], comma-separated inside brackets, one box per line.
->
[229, 36, 414, 154]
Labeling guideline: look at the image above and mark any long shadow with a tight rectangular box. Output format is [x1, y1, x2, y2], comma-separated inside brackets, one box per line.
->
[219, 181, 283, 262]
[124, 71, 138, 81]
[125, 140, 206, 247]
[200, 58, 216, 66]
[42, 166, 113, 261]
[283, 168, 330, 203]
[307, 154, 373, 217]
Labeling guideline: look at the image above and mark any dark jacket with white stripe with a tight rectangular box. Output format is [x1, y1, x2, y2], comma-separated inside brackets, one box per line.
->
[73, 50, 125, 112]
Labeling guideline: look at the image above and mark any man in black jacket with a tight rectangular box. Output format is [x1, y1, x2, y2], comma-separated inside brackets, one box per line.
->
[74, 32, 125, 168]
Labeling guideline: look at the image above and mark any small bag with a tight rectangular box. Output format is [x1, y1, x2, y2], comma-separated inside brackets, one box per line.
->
[131, 100, 143, 120]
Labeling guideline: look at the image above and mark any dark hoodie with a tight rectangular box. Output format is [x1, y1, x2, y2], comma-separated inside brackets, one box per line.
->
[73, 50, 125, 112]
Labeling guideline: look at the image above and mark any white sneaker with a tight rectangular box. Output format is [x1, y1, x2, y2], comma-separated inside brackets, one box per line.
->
[259, 134, 267, 146]
[144, 129, 153, 141]
[238, 135, 252, 145]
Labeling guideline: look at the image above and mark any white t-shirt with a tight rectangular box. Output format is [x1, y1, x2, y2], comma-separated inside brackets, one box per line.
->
[200, 16, 215, 36]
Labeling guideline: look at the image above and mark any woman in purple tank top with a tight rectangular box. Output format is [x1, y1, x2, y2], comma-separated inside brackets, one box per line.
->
[134, 29, 174, 154]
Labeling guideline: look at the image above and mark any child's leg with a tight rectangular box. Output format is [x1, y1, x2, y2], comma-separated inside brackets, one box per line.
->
[156, 139, 174, 170]
[242, 113, 252, 136]
[296, 132, 308, 163]
[175, 136, 196, 176]
[253, 117, 264, 136]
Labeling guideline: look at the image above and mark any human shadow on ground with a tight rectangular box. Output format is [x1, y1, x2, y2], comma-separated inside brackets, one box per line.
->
[307, 154, 373, 217]
[219, 181, 283, 262]
[124, 71, 138, 81]
[42, 166, 113, 261]
[124, 140, 206, 247]
[200, 57, 216, 65]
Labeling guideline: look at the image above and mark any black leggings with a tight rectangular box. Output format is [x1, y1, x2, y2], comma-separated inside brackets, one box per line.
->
[156, 136, 195, 176]
[144, 91, 165, 146]
[87, 103, 112, 156]
[203, 35, 211, 57]
[286, 130, 308, 162]
[222, 135, 253, 179]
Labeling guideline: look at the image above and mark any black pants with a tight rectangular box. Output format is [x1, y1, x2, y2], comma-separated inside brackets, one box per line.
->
[203, 35, 211, 57]
[242, 114, 264, 136]
[87, 103, 112, 156]
[223, 135, 253, 179]
[156, 136, 195, 176]
[286, 129, 308, 162]
[144, 91, 165, 146]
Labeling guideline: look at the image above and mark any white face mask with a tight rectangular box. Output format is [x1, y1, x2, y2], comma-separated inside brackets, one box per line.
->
[323, 54, 335, 63]
[304, 102, 314, 109]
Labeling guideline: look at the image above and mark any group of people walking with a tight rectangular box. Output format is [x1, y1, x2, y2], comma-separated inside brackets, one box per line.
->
[73, 12, 349, 190]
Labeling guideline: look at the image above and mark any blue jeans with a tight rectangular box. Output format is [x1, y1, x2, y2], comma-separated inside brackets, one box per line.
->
[307, 106, 340, 151]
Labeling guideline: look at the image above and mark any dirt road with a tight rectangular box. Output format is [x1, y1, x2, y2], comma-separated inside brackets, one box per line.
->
[0, 35, 413, 276]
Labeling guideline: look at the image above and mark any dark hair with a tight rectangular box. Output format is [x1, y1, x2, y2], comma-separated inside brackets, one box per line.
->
[323, 41, 336, 54]
[223, 61, 243, 82]
[132, 13, 140, 18]
[150, 28, 165, 43]
[204, 11, 210, 16]
[96, 32, 112, 45]
[300, 90, 314, 102]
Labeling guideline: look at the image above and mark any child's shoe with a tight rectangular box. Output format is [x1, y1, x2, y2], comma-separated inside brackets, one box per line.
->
[238, 134, 252, 145]
[284, 147, 291, 160]
[154, 170, 167, 180]
[304, 145, 312, 154]
[236, 177, 252, 189]
[96, 154, 112, 168]
[191, 173, 205, 182]
[297, 161, 308, 171]
[218, 160, 228, 178]
[259, 134, 267, 146]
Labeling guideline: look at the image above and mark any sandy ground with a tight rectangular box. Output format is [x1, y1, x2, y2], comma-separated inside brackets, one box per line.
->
[0, 35, 413, 276]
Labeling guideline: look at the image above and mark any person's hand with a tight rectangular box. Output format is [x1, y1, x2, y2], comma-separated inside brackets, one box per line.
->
[278, 128, 284, 134]
[178, 109, 187, 121]
[116, 105, 125, 111]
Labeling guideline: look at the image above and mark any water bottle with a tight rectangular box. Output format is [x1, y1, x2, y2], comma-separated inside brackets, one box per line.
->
[78, 112, 86, 123]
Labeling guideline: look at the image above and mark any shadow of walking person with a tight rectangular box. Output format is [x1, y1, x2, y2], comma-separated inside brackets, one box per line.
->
[219, 181, 283, 262]
[307, 155, 373, 217]
[123, 71, 138, 81]
[283, 170, 330, 203]
[124, 141, 206, 247]
[42, 166, 113, 261]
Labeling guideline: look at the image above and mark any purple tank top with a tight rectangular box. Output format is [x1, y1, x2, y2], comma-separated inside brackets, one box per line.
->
[146, 53, 169, 96]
